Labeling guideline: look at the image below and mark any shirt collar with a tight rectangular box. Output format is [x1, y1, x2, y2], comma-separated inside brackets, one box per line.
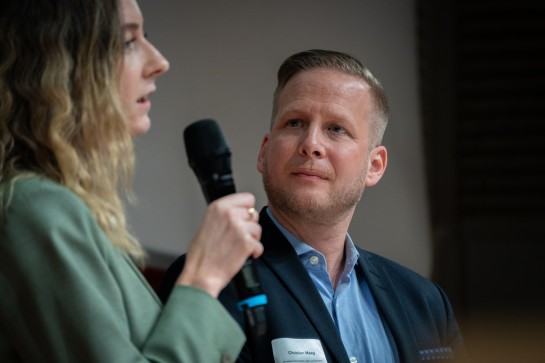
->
[266, 208, 360, 269]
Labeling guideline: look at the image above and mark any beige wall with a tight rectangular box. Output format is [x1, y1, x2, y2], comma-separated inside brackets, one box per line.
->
[129, 0, 432, 276]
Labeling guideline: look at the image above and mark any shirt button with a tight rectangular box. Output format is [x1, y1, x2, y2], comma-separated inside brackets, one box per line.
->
[310, 255, 319, 265]
[350, 357, 358, 363]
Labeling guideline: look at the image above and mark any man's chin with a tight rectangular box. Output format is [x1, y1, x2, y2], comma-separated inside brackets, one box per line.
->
[275, 197, 335, 222]
[267, 189, 358, 226]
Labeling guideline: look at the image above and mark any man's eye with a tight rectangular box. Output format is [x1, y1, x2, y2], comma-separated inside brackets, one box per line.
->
[328, 124, 346, 134]
[286, 119, 302, 128]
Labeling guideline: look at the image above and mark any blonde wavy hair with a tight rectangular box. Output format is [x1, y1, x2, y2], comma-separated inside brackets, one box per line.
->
[0, 0, 144, 259]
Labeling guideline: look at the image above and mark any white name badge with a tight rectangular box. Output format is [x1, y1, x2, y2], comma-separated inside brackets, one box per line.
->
[271, 338, 327, 363]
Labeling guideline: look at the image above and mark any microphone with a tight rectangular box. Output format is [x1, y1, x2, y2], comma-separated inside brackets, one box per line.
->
[184, 118, 267, 337]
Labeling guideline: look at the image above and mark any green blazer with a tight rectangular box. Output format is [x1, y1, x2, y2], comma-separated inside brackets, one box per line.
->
[0, 175, 244, 362]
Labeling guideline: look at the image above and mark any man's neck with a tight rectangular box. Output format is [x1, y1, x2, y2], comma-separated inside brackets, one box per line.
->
[268, 205, 354, 289]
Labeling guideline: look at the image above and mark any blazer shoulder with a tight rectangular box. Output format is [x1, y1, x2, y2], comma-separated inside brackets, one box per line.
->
[2, 174, 90, 220]
[1, 174, 118, 268]
[359, 249, 447, 300]
[359, 248, 464, 349]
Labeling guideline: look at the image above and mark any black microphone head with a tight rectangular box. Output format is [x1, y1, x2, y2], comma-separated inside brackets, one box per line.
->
[184, 119, 236, 203]
[184, 119, 229, 163]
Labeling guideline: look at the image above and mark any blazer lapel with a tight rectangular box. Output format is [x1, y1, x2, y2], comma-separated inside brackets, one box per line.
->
[259, 209, 349, 363]
[358, 251, 420, 362]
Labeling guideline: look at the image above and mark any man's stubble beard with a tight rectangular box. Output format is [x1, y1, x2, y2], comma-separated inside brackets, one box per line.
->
[262, 160, 367, 226]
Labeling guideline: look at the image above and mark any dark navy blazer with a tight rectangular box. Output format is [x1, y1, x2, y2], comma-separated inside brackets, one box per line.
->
[159, 207, 464, 363]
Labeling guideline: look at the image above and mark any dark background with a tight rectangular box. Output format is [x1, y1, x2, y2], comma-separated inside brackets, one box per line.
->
[417, 0, 545, 360]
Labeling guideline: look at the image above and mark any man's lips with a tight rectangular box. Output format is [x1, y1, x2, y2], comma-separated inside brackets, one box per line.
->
[291, 169, 330, 180]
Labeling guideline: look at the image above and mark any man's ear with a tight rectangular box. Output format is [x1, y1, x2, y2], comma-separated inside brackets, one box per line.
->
[256, 134, 269, 174]
[365, 145, 387, 187]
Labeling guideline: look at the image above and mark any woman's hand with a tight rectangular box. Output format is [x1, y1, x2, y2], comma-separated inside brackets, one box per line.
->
[176, 192, 263, 298]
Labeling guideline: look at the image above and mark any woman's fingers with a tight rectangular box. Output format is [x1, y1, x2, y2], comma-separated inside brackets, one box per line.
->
[177, 192, 262, 297]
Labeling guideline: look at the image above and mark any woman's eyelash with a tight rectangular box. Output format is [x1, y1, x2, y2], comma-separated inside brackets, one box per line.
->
[124, 32, 149, 49]
[124, 38, 136, 48]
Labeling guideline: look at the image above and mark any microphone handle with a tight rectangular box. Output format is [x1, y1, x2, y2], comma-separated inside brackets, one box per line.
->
[234, 260, 267, 336]
[200, 178, 267, 337]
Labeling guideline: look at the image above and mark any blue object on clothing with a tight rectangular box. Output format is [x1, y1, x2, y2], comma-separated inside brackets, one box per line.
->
[237, 294, 268, 311]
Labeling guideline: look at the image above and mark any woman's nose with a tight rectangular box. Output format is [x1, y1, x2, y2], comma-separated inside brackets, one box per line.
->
[145, 43, 170, 78]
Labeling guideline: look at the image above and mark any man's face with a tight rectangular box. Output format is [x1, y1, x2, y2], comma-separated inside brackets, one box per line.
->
[258, 68, 386, 225]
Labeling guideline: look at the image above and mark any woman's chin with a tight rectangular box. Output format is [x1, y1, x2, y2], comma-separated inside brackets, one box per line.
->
[129, 117, 151, 137]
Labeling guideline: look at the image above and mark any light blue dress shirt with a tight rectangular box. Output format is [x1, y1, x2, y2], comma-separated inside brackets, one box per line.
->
[267, 209, 395, 363]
